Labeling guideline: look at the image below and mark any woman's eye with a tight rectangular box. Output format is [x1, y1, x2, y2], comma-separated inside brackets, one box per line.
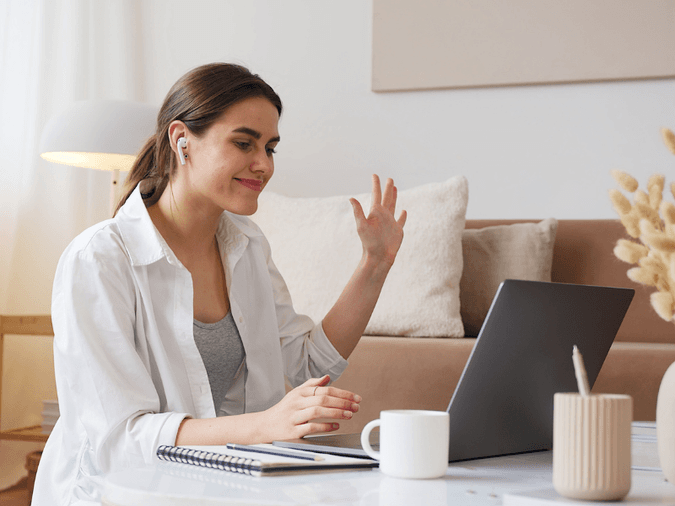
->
[235, 141, 251, 151]
[266, 147, 277, 156]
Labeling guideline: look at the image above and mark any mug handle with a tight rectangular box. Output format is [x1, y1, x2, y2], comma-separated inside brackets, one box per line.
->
[361, 418, 381, 460]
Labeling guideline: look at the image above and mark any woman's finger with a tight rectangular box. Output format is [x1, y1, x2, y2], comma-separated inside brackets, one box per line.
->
[295, 422, 340, 438]
[293, 405, 356, 426]
[381, 178, 397, 213]
[311, 394, 360, 412]
[299, 374, 330, 391]
[312, 385, 361, 403]
[397, 209, 408, 228]
[349, 198, 366, 226]
[297, 376, 360, 405]
[371, 174, 382, 211]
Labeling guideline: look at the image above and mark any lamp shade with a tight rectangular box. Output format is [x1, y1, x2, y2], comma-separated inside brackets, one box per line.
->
[39, 100, 158, 172]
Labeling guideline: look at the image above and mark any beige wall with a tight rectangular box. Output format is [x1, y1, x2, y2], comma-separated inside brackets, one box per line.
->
[372, 0, 675, 91]
[128, 1, 675, 221]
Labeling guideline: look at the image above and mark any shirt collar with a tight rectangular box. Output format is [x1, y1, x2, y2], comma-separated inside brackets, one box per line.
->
[115, 186, 263, 267]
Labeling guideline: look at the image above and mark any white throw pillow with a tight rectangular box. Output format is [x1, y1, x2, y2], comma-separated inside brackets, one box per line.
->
[250, 176, 468, 337]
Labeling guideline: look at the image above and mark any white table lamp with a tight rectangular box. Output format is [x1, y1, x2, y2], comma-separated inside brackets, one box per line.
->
[39, 99, 158, 213]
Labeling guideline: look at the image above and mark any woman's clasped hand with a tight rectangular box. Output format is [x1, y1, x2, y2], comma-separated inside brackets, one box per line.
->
[261, 374, 362, 440]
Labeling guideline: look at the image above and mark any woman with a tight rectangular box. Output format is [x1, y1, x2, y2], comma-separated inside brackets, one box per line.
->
[33, 63, 406, 505]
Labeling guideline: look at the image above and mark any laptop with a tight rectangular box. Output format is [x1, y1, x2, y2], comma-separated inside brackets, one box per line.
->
[274, 280, 634, 462]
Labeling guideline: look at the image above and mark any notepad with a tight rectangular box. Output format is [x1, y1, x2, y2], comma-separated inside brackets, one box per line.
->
[156, 444, 378, 477]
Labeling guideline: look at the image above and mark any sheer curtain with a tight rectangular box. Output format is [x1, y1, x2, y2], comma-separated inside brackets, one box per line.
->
[0, 0, 147, 488]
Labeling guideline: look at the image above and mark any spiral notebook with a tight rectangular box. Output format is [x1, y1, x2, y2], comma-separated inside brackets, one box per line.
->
[156, 444, 378, 477]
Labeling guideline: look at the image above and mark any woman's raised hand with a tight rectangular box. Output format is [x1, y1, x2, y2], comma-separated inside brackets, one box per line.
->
[258, 375, 361, 441]
[350, 175, 407, 269]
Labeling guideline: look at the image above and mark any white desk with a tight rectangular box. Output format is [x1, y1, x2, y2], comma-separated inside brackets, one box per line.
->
[103, 424, 675, 506]
[103, 454, 674, 506]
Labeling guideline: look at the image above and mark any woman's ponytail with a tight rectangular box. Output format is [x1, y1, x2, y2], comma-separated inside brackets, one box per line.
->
[113, 134, 164, 216]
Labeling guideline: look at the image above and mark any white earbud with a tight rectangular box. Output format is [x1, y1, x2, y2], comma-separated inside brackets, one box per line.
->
[177, 137, 188, 165]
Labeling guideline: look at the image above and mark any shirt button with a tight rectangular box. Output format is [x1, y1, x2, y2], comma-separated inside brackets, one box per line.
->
[239, 317, 244, 324]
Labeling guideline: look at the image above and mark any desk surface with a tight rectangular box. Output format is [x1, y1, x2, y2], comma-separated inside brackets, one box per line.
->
[103, 449, 675, 506]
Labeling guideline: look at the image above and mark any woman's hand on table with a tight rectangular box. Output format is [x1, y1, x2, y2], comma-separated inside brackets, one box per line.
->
[258, 375, 361, 441]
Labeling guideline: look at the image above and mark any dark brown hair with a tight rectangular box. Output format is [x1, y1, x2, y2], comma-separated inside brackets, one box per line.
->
[114, 63, 282, 215]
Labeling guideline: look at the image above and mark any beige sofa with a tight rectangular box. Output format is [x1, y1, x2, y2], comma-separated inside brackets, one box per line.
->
[333, 219, 675, 433]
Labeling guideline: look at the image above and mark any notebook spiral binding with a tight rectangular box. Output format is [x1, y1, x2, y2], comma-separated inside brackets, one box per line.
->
[156, 445, 263, 476]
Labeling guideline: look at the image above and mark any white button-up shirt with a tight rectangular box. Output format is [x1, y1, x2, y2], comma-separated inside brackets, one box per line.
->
[33, 187, 348, 505]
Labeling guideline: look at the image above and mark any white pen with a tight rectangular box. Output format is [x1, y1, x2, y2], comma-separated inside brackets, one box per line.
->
[226, 443, 325, 461]
[572, 345, 591, 397]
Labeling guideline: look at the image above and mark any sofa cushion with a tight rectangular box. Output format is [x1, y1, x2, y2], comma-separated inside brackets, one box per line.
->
[460, 218, 558, 337]
[251, 176, 469, 337]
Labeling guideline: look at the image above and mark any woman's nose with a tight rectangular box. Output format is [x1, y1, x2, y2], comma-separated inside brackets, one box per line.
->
[251, 150, 273, 174]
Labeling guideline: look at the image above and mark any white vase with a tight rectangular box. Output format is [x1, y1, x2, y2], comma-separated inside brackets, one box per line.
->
[656, 361, 675, 483]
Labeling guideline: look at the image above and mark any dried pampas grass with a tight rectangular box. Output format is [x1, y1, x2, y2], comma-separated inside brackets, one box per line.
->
[610, 128, 675, 322]
[663, 127, 675, 156]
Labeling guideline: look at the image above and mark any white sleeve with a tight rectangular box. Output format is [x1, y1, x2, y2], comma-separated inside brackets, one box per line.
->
[261, 239, 348, 388]
[51, 235, 189, 473]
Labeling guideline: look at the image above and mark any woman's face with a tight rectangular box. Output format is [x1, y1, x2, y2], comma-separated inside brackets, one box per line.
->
[178, 96, 280, 217]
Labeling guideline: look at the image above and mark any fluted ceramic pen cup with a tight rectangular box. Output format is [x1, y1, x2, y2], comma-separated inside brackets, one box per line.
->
[553, 393, 632, 501]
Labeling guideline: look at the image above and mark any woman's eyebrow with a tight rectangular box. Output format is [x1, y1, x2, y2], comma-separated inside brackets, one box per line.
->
[233, 126, 280, 143]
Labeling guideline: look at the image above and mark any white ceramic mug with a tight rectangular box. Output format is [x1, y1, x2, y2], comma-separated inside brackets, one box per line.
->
[361, 410, 449, 479]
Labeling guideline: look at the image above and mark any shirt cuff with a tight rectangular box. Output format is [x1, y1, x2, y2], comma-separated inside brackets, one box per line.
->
[309, 323, 349, 381]
[154, 412, 193, 461]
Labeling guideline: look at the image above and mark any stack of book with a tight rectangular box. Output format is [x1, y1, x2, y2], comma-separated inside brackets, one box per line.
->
[41, 399, 59, 434]
[631, 420, 659, 471]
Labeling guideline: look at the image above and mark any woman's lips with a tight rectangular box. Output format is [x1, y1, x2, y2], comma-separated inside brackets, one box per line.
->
[235, 178, 263, 192]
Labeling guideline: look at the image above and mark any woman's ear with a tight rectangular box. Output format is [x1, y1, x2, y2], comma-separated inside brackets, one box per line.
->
[168, 121, 188, 162]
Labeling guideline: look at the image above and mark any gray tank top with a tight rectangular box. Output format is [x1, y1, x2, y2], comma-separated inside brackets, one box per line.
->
[193, 311, 245, 413]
